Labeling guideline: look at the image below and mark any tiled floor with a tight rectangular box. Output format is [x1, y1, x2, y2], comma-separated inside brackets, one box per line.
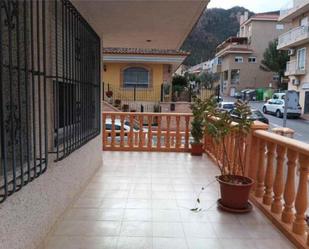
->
[45, 152, 296, 249]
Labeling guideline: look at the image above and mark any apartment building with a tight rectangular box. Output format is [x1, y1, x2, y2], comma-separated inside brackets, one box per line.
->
[277, 0, 309, 116]
[215, 11, 284, 96]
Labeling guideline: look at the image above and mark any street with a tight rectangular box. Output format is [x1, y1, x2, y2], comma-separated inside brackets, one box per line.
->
[250, 101, 309, 143]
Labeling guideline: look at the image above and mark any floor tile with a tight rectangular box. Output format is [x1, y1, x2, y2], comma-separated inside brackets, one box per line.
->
[124, 209, 152, 221]
[183, 223, 217, 238]
[187, 238, 223, 249]
[46, 236, 117, 249]
[53, 221, 121, 236]
[117, 237, 153, 249]
[65, 208, 124, 221]
[46, 152, 295, 249]
[153, 222, 184, 238]
[153, 238, 188, 249]
[126, 199, 151, 209]
[120, 221, 152, 237]
[152, 209, 181, 222]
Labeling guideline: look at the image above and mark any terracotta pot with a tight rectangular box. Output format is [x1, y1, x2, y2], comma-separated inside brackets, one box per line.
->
[217, 175, 254, 210]
[190, 143, 203, 156]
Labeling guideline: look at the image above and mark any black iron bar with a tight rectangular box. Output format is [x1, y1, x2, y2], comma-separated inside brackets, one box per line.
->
[7, 1, 17, 192]
[30, 0, 37, 178]
[42, 0, 48, 168]
[16, 1, 24, 187]
[23, 0, 31, 183]
[62, 0, 66, 157]
[0, 0, 8, 202]
[55, 0, 59, 160]
[36, 0, 43, 175]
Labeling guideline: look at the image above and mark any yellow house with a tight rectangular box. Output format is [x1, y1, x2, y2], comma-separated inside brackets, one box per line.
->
[103, 48, 189, 102]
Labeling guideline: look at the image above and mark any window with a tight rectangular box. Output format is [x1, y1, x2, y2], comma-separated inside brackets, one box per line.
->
[231, 69, 240, 85]
[52, 0, 101, 160]
[223, 71, 229, 80]
[248, 57, 257, 63]
[297, 48, 306, 70]
[234, 57, 243, 63]
[300, 17, 308, 27]
[123, 67, 149, 88]
[0, 0, 49, 203]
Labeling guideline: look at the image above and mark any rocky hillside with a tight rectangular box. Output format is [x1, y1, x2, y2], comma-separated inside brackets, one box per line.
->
[181, 6, 253, 66]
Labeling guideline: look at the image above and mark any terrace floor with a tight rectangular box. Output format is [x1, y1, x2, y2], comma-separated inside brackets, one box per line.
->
[45, 152, 295, 249]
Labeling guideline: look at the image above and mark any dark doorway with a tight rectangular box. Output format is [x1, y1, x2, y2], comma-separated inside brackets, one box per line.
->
[305, 91, 309, 114]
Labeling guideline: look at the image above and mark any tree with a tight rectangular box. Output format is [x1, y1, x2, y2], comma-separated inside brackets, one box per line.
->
[171, 75, 188, 93]
[261, 39, 289, 89]
[198, 72, 219, 89]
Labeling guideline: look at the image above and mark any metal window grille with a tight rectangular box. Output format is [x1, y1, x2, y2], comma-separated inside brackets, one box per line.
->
[0, 0, 101, 203]
[0, 0, 48, 203]
[51, 0, 101, 161]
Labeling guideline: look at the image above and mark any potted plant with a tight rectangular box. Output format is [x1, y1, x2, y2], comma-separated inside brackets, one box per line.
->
[114, 99, 121, 108]
[105, 90, 113, 104]
[190, 98, 214, 156]
[122, 104, 129, 112]
[206, 100, 254, 212]
[152, 103, 161, 126]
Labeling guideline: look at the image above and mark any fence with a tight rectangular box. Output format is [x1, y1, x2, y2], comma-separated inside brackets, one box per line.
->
[102, 112, 192, 152]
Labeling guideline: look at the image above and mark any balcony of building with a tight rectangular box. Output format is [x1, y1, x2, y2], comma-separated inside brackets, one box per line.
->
[40, 111, 309, 249]
[215, 37, 253, 58]
[278, 25, 309, 50]
[285, 60, 306, 76]
[279, 0, 309, 23]
[44, 151, 295, 249]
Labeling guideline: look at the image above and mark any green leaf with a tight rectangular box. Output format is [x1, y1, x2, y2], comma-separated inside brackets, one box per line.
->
[190, 208, 199, 212]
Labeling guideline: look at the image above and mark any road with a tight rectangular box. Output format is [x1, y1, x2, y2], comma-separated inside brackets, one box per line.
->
[250, 101, 309, 143]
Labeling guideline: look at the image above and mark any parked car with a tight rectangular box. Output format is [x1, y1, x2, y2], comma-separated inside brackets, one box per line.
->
[234, 92, 242, 99]
[262, 99, 301, 118]
[218, 102, 235, 112]
[272, 92, 285, 100]
[212, 96, 223, 103]
[230, 109, 269, 124]
[105, 118, 149, 142]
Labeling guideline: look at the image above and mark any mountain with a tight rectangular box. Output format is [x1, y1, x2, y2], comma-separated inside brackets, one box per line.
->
[181, 6, 254, 66]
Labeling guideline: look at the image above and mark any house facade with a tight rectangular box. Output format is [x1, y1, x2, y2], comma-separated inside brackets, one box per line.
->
[215, 11, 284, 96]
[277, 0, 309, 116]
[102, 48, 189, 102]
[0, 1, 208, 248]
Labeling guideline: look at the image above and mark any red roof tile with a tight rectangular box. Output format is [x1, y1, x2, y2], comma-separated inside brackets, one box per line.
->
[103, 47, 190, 56]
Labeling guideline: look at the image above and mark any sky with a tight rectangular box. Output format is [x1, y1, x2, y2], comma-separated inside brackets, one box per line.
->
[208, 0, 290, 13]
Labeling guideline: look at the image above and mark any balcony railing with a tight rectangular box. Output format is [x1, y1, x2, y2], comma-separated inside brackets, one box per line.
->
[102, 112, 192, 152]
[102, 111, 309, 248]
[280, 0, 309, 20]
[278, 25, 309, 50]
[285, 60, 306, 76]
[204, 120, 309, 249]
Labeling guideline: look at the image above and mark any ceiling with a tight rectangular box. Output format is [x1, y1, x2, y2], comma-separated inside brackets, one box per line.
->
[71, 0, 209, 49]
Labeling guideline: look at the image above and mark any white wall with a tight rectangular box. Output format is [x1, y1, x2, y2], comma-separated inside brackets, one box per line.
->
[0, 135, 102, 249]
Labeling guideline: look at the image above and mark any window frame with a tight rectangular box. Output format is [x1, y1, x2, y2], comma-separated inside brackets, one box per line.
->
[248, 57, 257, 63]
[297, 47, 306, 70]
[123, 67, 150, 88]
[234, 56, 243, 63]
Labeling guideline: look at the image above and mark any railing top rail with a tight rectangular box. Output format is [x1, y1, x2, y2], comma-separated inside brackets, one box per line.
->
[102, 111, 193, 117]
[254, 129, 309, 156]
[279, 25, 309, 38]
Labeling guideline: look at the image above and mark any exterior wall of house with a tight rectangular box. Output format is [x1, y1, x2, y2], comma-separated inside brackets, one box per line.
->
[0, 2, 103, 249]
[103, 62, 164, 101]
[219, 17, 284, 96]
[220, 53, 274, 96]
[283, 10, 309, 115]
